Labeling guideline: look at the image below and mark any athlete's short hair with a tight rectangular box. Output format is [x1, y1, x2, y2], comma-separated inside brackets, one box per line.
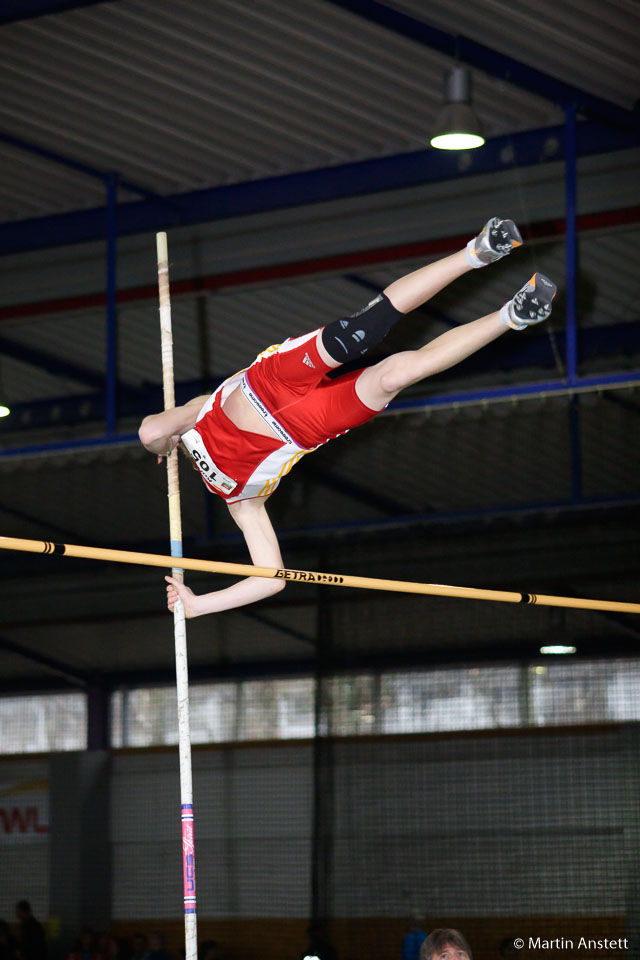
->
[420, 929, 473, 960]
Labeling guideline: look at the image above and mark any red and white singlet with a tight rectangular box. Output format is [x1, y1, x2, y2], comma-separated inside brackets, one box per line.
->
[180, 329, 381, 503]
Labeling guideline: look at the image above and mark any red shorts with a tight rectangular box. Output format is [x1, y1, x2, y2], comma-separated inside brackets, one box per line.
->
[187, 328, 383, 502]
[245, 328, 380, 448]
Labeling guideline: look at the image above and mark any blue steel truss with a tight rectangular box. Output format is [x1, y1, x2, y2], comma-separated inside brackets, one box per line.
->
[0, 0, 115, 24]
[0, 121, 638, 257]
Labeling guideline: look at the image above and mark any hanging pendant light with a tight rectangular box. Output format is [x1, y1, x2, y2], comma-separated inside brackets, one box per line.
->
[0, 359, 10, 416]
[430, 66, 485, 150]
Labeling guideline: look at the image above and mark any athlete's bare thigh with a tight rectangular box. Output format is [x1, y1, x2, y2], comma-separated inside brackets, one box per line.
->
[354, 355, 399, 411]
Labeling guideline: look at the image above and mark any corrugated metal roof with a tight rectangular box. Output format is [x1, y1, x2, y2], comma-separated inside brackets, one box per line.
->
[391, 0, 640, 109]
[0, 0, 564, 221]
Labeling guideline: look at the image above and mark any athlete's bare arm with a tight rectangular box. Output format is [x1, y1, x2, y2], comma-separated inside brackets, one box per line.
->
[165, 498, 286, 617]
[138, 394, 210, 455]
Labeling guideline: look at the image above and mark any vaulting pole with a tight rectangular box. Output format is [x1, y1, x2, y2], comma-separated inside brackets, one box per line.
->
[156, 232, 198, 954]
[2, 535, 639, 615]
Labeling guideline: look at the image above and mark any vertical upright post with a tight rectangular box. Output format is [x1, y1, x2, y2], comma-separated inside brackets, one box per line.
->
[568, 395, 582, 502]
[623, 726, 640, 956]
[87, 683, 110, 751]
[49, 753, 112, 952]
[565, 105, 581, 500]
[105, 173, 118, 436]
[564, 105, 578, 384]
[309, 550, 336, 959]
[156, 232, 198, 958]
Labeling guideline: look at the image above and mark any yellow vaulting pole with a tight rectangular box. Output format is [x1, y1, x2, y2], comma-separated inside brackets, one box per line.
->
[1, 535, 639, 615]
[156, 232, 197, 955]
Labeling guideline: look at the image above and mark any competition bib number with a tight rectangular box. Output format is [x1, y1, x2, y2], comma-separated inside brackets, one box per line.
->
[181, 429, 238, 495]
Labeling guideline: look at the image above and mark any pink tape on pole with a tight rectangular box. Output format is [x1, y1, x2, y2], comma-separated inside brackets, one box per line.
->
[181, 804, 196, 914]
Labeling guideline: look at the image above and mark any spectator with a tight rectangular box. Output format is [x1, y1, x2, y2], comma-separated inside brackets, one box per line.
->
[198, 943, 221, 960]
[96, 935, 118, 960]
[147, 934, 169, 960]
[0, 921, 18, 960]
[300, 924, 338, 960]
[420, 929, 472, 960]
[498, 939, 521, 960]
[402, 917, 428, 960]
[68, 930, 99, 960]
[14, 902, 46, 960]
[130, 936, 148, 960]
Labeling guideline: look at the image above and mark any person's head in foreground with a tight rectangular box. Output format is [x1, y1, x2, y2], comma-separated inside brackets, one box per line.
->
[15, 900, 32, 920]
[420, 929, 472, 960]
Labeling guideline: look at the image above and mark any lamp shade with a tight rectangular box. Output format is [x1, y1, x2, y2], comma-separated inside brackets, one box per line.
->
[0, 405, 9, 417]
[430, 67, 485, 150]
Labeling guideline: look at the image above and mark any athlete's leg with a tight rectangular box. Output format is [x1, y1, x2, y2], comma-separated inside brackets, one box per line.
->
[256, 241, 489, 401]
[355, 273, 556, 410]
[356, 311, 505, 409]
[317, 217, 522, 365]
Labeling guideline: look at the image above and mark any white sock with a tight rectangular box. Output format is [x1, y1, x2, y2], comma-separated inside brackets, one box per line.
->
[465, 237, 486, 269]
[500, 301, 525, 331]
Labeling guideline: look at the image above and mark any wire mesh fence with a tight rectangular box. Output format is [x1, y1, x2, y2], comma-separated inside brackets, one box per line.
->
[0, 660, 639, 959]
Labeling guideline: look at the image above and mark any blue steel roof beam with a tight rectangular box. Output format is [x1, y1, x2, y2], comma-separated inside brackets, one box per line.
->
[5, 370, 640, 457]
[0, 634, 91, 687]
[0, 129, 158, 200]
[0, 332, 117, 390]
[241, 609, 315, 647]
[346, 273, 458, 328]
[0, 502, 85, 542]
[0, 1, 116, 26]
[0, 375, 214, 436]
[1, 318, 640, 438]
[326, 0, 640, 133]
[299, 461, 416, 516]
[0, 334, 146, 401]
[0, 121, 637, 256]
[3, 632, 638, 694]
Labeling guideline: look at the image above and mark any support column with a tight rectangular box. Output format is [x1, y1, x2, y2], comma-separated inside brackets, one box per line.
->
[623, 724, 640, 955]
[565, 105, 582, 501]
[87, 684, 111, 751]
[49, 752, 111, 955]
[309, 549, 336, 957]
[105, 173, 119, 436]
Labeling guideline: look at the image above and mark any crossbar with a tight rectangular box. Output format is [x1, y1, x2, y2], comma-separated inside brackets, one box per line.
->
[2, 536, 639, 615]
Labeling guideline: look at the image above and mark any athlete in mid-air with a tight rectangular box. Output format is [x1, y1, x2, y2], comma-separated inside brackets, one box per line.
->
[139, 217, 556, 617]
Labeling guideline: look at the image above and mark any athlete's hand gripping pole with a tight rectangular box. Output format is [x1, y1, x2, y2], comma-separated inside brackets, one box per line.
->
[157, 232, 198, 956]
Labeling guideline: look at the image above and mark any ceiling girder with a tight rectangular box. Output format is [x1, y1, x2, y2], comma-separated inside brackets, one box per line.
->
[2, 319, 638, 437]
[0, 122, 637, 257]
[0, 332, 112, 389]
[0, 0, 116, 26]
[0, 129, 157, 200]
[3, 634, 637, 696]
[0, 634, 90, 686]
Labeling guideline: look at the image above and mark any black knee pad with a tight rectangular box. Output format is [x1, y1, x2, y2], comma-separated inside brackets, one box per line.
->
[321, 292, 402, 363]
